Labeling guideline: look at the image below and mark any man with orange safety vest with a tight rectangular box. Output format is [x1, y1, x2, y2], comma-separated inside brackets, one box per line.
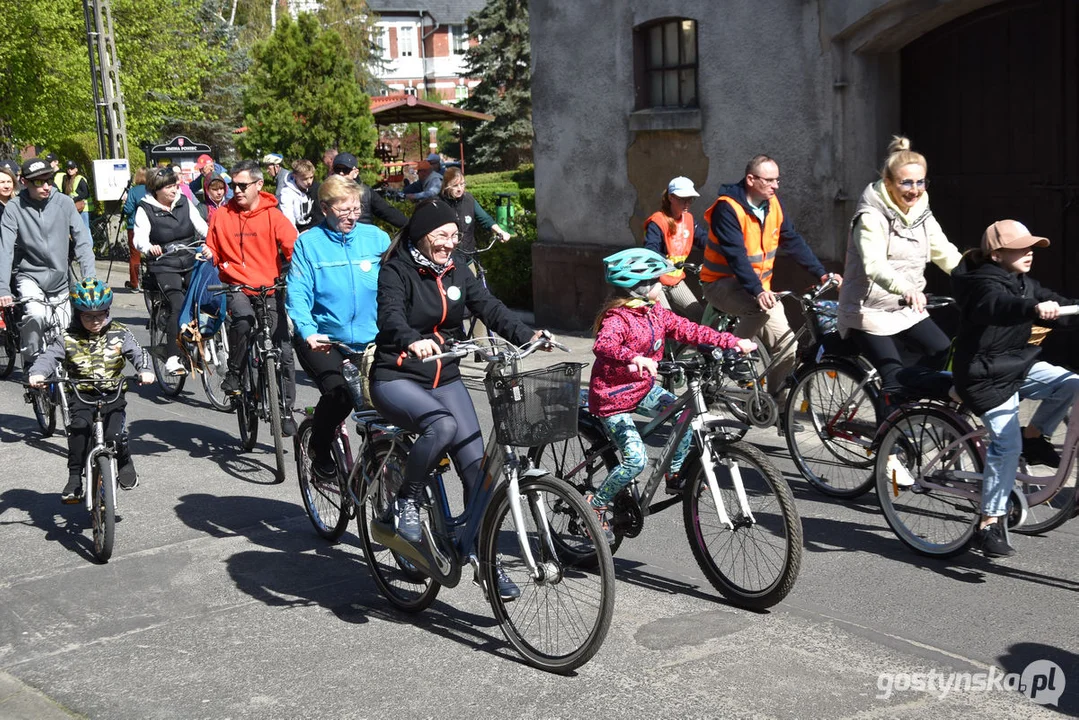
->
[643, 176, 709, 322]
[700, 155, 841, 411]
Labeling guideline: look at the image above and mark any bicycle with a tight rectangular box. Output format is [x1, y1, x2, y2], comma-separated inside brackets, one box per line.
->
[460, 235, 504, 348]
[14, 296, 73, 436]
[211, 281, 290, 484]
[47, 377, 139, 563]
[874, 307, 1079, 555]
[529, 346, 803, 610]
[0, 303, 18, 378]
[143, 241, 204, 398]
[783, 294, 956, 499]
[355, 335, 615, 674]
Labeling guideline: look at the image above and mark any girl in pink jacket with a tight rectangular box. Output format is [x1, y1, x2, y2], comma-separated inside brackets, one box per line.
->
[586, 249, 755, 542]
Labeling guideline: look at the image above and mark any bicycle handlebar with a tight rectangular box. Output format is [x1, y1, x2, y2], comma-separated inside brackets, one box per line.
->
[25, 376, 139, 404]
[421, 331, 568, 364]
[208, 280, 288, 297]
[897, 295, 956, 310]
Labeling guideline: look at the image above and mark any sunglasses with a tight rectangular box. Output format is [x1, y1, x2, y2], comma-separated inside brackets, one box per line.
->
[28, 178, 50, 187]
[230, 180, 259, 193]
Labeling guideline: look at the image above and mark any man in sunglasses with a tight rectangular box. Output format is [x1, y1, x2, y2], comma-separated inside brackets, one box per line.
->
[202, 159, 299, 435]
[0, 158, 96, 369]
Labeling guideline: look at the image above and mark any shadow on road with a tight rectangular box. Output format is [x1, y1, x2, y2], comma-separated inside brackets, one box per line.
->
[173, 493, 526, 668]
[0, 488, 99, 562]
[130, 417, 283, 485]
[998, 642, 1078, 717]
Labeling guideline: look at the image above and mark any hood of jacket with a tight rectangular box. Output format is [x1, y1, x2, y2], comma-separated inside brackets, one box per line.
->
[716, 180, 753, 214]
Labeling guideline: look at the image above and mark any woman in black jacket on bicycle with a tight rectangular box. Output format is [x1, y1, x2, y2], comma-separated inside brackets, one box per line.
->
[369, 199, 543, 548]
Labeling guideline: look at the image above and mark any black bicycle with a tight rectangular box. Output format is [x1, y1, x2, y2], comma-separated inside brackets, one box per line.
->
[211, 281, 290, 483]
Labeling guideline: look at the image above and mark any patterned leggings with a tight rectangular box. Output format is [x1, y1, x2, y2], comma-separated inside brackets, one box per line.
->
[591, 383, 690, 507]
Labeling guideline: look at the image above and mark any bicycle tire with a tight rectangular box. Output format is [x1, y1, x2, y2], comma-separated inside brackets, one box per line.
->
[480, 474, 615, 674]
[150, 304, 185, 397]
[1013, 474, 1077, 535]
[0, 323, 16, 379]
[295, 418, 351, 541]
[683, 440, 802, 610]
[31, 386, 56, 437]
[527, 419, 623, 562]
[357, 440, 440, 612]
[264, 357, 287, 483]
[199, 335, 234, 412]
[237, 356, 259, 452]
[91, 455, 117, 563]
[785, 361, 881, 499]
[874, 407, 981, 557]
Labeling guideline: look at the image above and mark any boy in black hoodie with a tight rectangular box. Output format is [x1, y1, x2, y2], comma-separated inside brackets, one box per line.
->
[951, 220, 1079, 558]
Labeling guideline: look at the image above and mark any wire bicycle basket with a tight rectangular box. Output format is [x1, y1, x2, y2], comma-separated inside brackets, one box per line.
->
[484, 362, 586, 447]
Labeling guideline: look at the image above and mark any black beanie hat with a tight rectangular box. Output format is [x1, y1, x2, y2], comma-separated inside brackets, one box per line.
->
[408, 199, 458, 243]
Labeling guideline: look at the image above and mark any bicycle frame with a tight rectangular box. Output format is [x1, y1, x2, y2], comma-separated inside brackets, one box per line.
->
[899, 397, 1079, 511]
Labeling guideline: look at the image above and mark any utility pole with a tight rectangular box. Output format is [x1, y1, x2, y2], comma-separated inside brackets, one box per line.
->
[82, 0, 129, 160]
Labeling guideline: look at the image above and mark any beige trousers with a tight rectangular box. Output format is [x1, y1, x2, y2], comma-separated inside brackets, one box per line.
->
[701, 276, 796, 397]
[656, 280, 704, 324]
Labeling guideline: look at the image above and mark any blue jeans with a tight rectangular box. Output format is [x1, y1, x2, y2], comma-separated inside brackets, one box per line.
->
[979, 361, 1079, 517]
[592, 383, 689, 506]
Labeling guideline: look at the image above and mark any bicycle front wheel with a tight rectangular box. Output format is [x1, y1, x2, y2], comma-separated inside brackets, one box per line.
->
[357, 440, 440, 612]
[150, 304, 185, 397]
[91, 455, 116, 563]
[480, 475, 615, 674]
[199, 335, 233, 412]
[264, 357, 287, 484]
[295, 418, 350, 541]
[683, 440, 802, 610]
[236, 357, 259, 451]
[874, 408, 981, 556]
[785, 361, 880, 498]
[31, 386, 56, 437]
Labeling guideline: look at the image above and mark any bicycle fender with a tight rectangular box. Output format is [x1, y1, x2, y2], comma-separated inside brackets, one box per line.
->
[521, 467, 550, 479]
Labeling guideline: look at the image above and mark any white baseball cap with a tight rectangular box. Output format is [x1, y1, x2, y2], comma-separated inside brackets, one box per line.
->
[667, 176, 700, 198]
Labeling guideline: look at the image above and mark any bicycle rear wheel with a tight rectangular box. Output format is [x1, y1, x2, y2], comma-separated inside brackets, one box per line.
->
[874, 408, 981, 556]
[683, 440, 802, 610]
[91, 455, 117, 563]
[1013, 472, 1076, 535]
[295, 418, 350, 541]
[357, 441, 440, 612]
[237, 357, 259, 451]
[31, 386, 56, 437]
[151, 304, 185, 397]
[480, 475, 615, 674]
[199, 335, 233, 412]
[785, 361, 880, 498]
[264, 357, 287, 483]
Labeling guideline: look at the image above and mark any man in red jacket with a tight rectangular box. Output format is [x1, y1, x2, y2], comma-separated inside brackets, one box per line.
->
[203, 159, 299, 435]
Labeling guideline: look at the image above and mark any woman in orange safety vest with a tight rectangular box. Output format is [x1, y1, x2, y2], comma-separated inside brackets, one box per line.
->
[643, 176, 709, 322]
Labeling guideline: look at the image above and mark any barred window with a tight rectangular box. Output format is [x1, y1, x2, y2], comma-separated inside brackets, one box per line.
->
[635, 18, 698, 109]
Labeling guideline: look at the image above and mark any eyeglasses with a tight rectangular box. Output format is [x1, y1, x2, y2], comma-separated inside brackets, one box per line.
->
[751, 175, 780, 186]
[230, 180, 260, 193]
[28, 178, 50, 187]
[330, 205, 362, 218]
[428, 232, 461, 243]
[896, 178, 929, 190]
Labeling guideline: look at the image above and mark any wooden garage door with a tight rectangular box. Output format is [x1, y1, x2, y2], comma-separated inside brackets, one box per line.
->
[900, 0, 1079, 296]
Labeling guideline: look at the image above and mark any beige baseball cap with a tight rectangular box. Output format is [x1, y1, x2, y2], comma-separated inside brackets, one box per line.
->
[981, 220, 1049, 251]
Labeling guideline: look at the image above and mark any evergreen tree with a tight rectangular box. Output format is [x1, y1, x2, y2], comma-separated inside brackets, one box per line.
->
[237, 13, 379, 181]
[460, 0, 532, 172]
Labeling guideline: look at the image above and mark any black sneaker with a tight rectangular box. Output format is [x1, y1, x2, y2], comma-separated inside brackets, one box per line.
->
[221, 372, 241, 396]
[61, 475, 83, 504]
[664, 472, 685, 496]
[311, 452, 338, 482]
[1021, 434, 1060, 468]
[975, 521, 1015, 558]
[117, 457, 139, 490]
[395, 497, 422, 543]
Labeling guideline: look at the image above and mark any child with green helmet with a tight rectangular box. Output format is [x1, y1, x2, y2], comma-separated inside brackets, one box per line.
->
[28, 279, 153, 502]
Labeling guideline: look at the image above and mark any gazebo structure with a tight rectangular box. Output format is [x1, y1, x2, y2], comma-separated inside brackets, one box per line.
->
[370, 94, 494, 179]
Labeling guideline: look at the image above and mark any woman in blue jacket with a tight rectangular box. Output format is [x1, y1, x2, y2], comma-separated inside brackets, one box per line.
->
[286, 175, 391, 479]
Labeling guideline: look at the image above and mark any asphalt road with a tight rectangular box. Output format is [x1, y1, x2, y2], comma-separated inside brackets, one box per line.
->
[0, 272, 1076, 719]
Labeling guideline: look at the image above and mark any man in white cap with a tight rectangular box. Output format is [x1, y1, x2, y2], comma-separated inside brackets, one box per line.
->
[643, 176, 709, 321]
[262, 152, 287, 198]
[0, 158, 95, 368]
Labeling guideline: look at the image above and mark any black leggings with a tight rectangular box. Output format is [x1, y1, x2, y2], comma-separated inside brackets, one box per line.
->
[149, 269, 189, 360]
[294, 340, 354, 463]
[67, 395, 128, 475]
[369, 378, 484, 504]
[849, 317, 951, 394]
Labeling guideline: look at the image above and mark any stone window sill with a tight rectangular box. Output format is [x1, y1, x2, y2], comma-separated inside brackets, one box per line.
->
[628, 108, 702, 132]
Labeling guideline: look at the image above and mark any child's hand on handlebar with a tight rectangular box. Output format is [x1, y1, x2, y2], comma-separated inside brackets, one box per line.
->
[734, 338, 757, 355]
[1035, 301, 1060, 320]
[630, 356, 658, 378]
[28, 374, 45, 388]
[138, 371, 155, 385]
[408, 338, 442, 359]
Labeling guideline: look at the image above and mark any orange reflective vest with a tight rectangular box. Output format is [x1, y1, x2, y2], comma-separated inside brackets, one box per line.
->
[701, 195, 783, 290]
[645, 210, 694, 286]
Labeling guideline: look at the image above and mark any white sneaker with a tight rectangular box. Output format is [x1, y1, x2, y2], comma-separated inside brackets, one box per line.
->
[164, 356, 187, 376]
[885, 453, 915, 487]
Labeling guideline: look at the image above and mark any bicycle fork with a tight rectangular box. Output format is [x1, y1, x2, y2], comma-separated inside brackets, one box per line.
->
[694, 417, 756, 529]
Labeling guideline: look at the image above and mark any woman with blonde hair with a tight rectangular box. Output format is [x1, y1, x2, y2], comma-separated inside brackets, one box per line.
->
[837, 135, 962, 395]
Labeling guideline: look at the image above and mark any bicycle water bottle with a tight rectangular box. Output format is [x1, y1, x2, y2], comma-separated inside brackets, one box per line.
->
[341, 358, 366, 410]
